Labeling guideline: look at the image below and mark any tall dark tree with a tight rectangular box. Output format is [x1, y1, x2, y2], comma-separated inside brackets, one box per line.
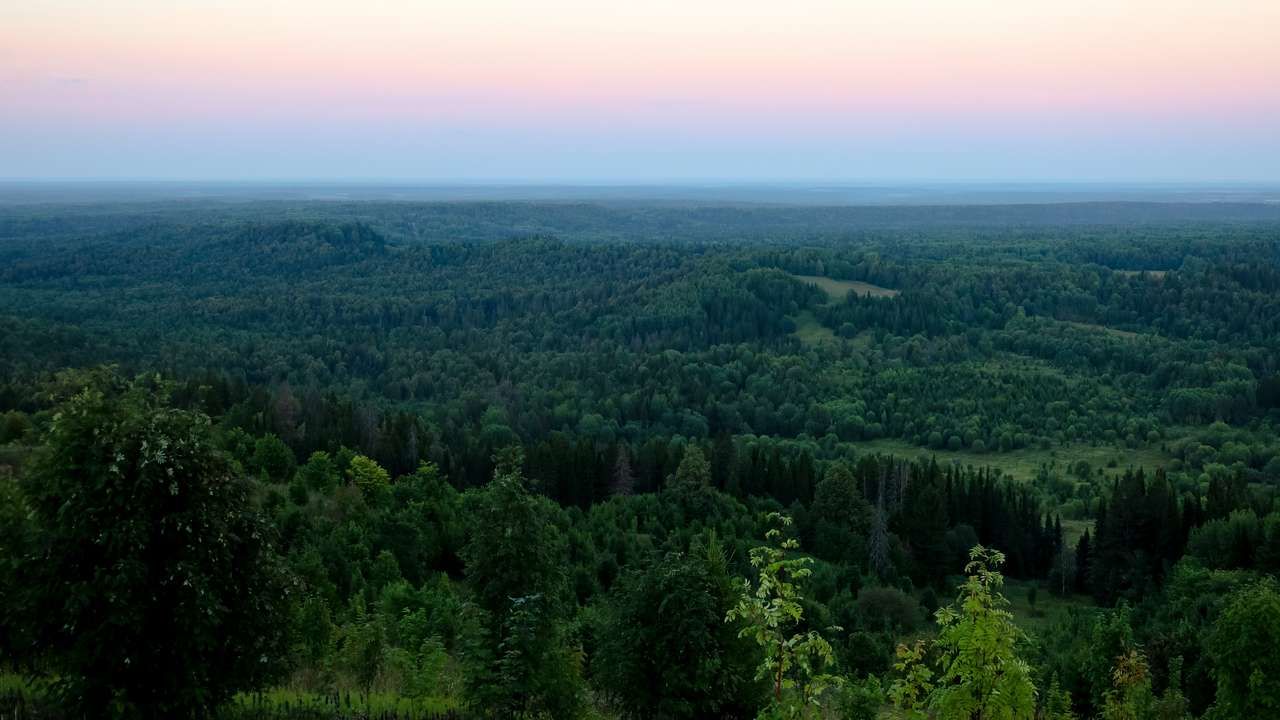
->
[810, 461, 872, 568]
[592, 537, 762, 718]
[611, 444, 635, 496]
[459, 455, 581, 717]
[11, 370, 291, 718]
[1074, 530, 1092, 594]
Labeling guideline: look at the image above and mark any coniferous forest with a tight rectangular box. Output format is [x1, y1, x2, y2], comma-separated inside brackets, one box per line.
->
[4, 199, 1280, 719]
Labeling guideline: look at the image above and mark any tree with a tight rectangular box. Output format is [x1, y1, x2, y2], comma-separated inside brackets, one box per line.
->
[673, 445, 712, 487]
[854, 586, 922, 633]
[297, 450, 339, 492]
[727, 513, 843, 719]
[252, 432, 296, 483]
[810, 461, 872, 567]
[11, 371, 291, 717]
[0, 472, 34, 659]
[1084, 605, 1136, 712]
[594, 536, 761, 718]
[868, 492, 894, 580]
[337, 597, 386, 697]
[347, 454, 390, 501]
[1101, 649, 1154, 720]
[889, 546, 1036, 720]
[387, 461, 464, 578]
[459, 458, 581, 717]
[1074, 530, 1092, 593]
[1097, 646, 1190, 720]
[296, 595, 335, 671]
[486, 592, 579, 716]
[666, 444, 721, 520]
[1152, 656, 1191, 720]
[611, 445, 635, 496]
[1205, 579, 1280, 717]
[1041, 674, 1076, 720]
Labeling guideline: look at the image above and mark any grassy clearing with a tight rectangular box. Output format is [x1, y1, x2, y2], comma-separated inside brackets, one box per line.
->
[791, 310, 837, 346]
[1060, 319, 1141, 340]
[1003, 579, 1096, 635]
[793, 274, 899, 300]
[1061, 518, 1094, 546]
[0, 673, 40, 699]
[850, 438, 1174, 484]
[786, 273, 896, 344]
[0, 676, 464, 720]
[229, 688, 459, 716]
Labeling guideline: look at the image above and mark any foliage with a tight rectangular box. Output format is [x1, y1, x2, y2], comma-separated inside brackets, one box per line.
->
[1205, 579, 1280, 718]
[347, 454, 391, 502]
[809, 461, 872, 568]
[727, 513, 843, 719]
[592, 537, 762, 718]
[458, 461, 581, 717]
[8, 370, 292, 718]
[1100, 649, 1155, 720]
[890, 546, 1036, 720]
[4, 202, 1280, 715]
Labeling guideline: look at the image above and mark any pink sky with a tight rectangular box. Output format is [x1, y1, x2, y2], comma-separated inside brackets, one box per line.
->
[3, 0, 1278, 180]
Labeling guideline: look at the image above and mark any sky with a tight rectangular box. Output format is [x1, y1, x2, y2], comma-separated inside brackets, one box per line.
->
[2, 0, 1279, 182]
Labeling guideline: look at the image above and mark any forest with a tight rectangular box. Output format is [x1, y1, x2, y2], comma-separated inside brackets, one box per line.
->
[2, 199, 1280, 719]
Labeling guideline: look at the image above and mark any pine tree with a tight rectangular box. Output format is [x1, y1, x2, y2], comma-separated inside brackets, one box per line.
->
[611, 445, 635, 496]
[869, 494, 893, 581]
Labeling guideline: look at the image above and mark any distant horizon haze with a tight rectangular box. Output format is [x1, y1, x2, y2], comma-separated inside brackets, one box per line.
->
[3, 180, 1279, 206]
[3, 0, 1278, 181]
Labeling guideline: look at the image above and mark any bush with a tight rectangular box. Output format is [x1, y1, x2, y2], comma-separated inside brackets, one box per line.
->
[856, 586, 922, 632]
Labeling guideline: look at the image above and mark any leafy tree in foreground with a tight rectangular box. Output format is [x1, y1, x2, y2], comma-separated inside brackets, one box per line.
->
[594, 536, 762, 718]
[1100, 649, 1154, 720]
[1040, 674, 1076, 720]
[727, 512, 843, 719]
[889, 545, 1036, 720]
[1205, 579, 1280, 718]
[0, 472, 34, 660]
[1098, 647, 1192, 720]
[11, 370, 291, 718]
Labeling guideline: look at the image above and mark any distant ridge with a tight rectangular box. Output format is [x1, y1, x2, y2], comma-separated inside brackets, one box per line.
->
[2, 180, 1279, 207]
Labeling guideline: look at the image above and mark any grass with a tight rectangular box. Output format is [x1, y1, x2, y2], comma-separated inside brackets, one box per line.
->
[792, 274, 899, 300]
[850, 438, 1175, 484]
[1003, 579, 1096, 635]
[0, 673, 40, 697]
[786, 273, 897, 344]
[0, 676, 463, 720]
[1061, 320, 1141, 340]
[228, 688, 459, 717]
[791, 310, 837, 346]
[1060, 518, 1094, 547]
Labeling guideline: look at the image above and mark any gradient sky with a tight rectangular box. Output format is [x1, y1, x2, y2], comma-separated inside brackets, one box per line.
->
[3, 0, 1279, 181]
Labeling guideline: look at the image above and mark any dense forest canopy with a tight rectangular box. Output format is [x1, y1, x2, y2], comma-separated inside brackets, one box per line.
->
[2, 199, 1280, 719]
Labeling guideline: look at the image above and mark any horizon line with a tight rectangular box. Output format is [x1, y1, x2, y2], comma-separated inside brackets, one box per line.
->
[4, 178, 1280, 187]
